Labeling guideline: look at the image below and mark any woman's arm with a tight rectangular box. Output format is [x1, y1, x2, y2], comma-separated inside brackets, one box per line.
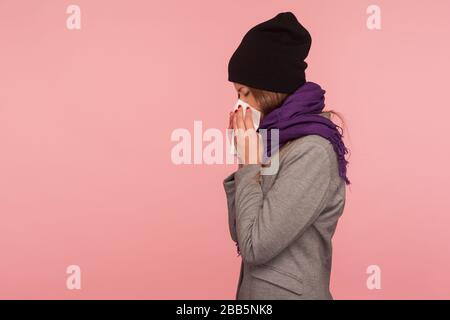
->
[223, 171, 238, 242]
[233, 140, 333, 266]
[223, 111, 245, 244]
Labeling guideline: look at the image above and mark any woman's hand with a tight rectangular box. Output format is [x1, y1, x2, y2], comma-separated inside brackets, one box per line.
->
[232, 105, 263, 166]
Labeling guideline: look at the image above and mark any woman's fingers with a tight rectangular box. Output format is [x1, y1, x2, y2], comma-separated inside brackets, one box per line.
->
[244, 107, 254, 130]
[232, 109, 238, 147]
[232, 109, 238, 131]
[233, 107, 246, 160]
[228, 111, 234, 129]
[235, 106, 246, 130]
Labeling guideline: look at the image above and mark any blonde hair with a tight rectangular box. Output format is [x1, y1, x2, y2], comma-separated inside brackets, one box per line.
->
[248, 86, 348, 137]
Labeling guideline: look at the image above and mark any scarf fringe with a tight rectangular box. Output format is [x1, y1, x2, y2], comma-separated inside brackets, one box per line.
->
[329, 129, 351, 185]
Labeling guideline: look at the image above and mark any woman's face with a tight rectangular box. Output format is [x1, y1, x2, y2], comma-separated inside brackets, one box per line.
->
[233, 83, 262, 112]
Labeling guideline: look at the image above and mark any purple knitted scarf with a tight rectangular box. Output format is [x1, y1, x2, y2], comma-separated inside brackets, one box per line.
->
[257, 81, 351, 185]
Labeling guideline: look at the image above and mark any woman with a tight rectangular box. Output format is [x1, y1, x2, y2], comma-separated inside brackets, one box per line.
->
[223, 12, 350, 300]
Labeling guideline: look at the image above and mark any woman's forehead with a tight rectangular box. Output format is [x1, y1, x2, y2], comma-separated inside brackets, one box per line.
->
[234, 83, 247, 91]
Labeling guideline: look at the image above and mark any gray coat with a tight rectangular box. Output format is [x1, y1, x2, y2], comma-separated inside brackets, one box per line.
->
[223, 133, 346, 300]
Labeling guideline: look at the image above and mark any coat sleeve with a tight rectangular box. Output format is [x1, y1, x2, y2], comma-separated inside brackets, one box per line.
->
[223, 171, 238, 242]
[233, 141, 333, 266]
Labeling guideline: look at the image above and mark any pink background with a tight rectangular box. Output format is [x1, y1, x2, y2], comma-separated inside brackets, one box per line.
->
[1, 0, 449, 299]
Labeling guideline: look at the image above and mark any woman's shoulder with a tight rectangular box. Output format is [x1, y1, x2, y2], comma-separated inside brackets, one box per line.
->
[280, 134, 335, 162]
[278, 135, 343, 189]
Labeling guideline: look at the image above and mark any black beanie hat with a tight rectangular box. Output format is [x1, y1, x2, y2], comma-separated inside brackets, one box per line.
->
[228, 12, 312, 94]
